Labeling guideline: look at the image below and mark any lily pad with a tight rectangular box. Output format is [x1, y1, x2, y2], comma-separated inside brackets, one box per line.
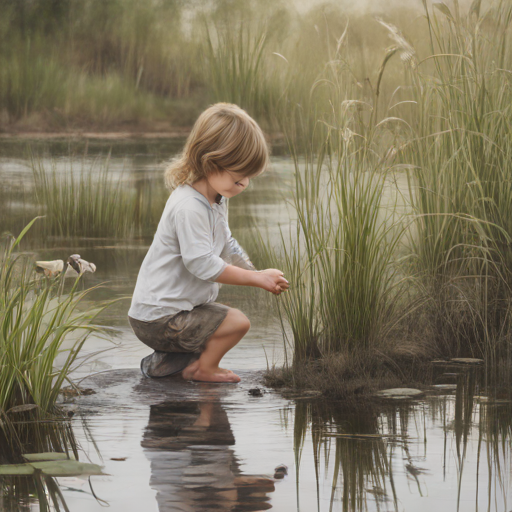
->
[375, 388, 423, 399]
[23, 452, 75, 462]
[29, 460, 105, 477]
[0, 464, 35, 476]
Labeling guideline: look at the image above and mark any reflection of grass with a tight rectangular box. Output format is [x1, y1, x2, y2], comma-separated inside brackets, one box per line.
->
[32, 155, 168, 239]
[291, 372, 512, 512]
[432, 366, 512, 512]
[294, 401, 395, 512]
[0, 422, 78, 511]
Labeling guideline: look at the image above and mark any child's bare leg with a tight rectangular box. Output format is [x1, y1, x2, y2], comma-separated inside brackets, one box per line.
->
[182, 308, 250, 383]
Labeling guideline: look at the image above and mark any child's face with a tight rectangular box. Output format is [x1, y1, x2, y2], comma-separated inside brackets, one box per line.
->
[207, 170, 250, 199]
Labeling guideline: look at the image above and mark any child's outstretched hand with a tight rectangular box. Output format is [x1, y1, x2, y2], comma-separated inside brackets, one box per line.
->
[258, 269, 289, 295]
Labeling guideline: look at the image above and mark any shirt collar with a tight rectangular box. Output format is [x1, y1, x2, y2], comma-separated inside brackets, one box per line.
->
[184, 184, 224, 210]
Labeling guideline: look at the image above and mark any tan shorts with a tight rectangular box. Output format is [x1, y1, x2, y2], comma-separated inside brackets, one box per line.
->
[128, 302, 229, 354]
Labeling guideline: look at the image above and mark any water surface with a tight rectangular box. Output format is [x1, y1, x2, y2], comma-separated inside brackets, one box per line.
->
[0, 138, 510, 511]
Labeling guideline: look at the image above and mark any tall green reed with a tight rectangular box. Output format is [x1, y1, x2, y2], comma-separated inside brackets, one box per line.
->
[0, 220, 109, 415]
[398, 1, 512, 360]
[31, 154, 168, 239]
[271, 36, 410, 363]
[203, 18, 279, 123]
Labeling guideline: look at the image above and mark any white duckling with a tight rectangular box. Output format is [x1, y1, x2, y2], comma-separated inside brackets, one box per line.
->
[35, 254, 96, 278]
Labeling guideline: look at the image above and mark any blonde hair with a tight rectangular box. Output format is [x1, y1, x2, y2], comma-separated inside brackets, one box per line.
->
[165, 103, 269, 190]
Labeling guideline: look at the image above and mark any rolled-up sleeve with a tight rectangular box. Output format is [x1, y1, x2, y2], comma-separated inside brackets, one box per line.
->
[175, 208, 227, 282]
[220, 234, 256, 271]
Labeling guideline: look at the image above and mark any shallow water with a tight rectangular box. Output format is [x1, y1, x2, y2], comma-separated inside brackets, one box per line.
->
[1, 139, 511, 511]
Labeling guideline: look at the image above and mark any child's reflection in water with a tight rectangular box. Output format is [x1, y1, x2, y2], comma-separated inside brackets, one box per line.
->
[141, 391, 275, 511]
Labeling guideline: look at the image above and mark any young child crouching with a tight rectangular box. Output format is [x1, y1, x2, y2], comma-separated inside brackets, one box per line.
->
[128, 103, 289, 383]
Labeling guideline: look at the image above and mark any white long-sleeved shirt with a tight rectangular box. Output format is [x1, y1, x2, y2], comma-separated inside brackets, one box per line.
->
[128, 184, 254, 321]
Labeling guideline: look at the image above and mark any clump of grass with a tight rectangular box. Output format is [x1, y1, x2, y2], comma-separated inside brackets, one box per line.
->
[0, 219, 109, 416]
[398, 1, 512, 362]
[268, 0, 512, 391]
[268, 35, 413, 366]
[31, 154, 168, 239]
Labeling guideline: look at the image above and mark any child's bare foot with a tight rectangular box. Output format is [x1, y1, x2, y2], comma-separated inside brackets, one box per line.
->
[193, 369, 241, 383]
[182, 361, 234, 380]
[183, 366, 241, 383]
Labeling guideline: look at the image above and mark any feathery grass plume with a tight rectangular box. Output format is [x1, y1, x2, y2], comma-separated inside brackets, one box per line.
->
[0, 219, 112, 417]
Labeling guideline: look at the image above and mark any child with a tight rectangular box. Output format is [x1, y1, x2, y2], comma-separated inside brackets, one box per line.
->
[128, 103, 289, 383]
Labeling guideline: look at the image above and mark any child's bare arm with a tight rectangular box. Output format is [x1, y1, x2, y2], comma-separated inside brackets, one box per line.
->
[215, 265, 289, 295]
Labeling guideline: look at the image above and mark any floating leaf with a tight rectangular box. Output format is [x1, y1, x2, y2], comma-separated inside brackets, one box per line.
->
[0, 464, 35, 475]
[23, 452, 75, 462]
[29, 460, 105, 477]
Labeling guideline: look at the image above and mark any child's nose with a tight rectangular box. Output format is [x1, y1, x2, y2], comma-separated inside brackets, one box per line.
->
[239, 177, 250, 187]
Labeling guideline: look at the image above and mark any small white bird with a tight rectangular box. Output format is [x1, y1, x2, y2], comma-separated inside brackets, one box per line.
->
[35, 254, 97, 278]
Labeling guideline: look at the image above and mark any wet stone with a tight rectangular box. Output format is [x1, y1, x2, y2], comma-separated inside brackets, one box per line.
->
[273, 464, 288, 479]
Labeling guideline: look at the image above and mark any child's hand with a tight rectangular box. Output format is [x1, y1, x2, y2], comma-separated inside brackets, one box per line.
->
[257, 269, 289, 295]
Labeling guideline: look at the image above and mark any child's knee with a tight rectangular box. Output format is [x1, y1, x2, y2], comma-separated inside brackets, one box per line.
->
[230, 308, 251, 334]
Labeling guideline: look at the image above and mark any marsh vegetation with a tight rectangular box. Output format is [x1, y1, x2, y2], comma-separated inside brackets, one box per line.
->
[3, 0, 512, 398]
[2, 2, 512, 508]
[264, 0, 512, 396]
